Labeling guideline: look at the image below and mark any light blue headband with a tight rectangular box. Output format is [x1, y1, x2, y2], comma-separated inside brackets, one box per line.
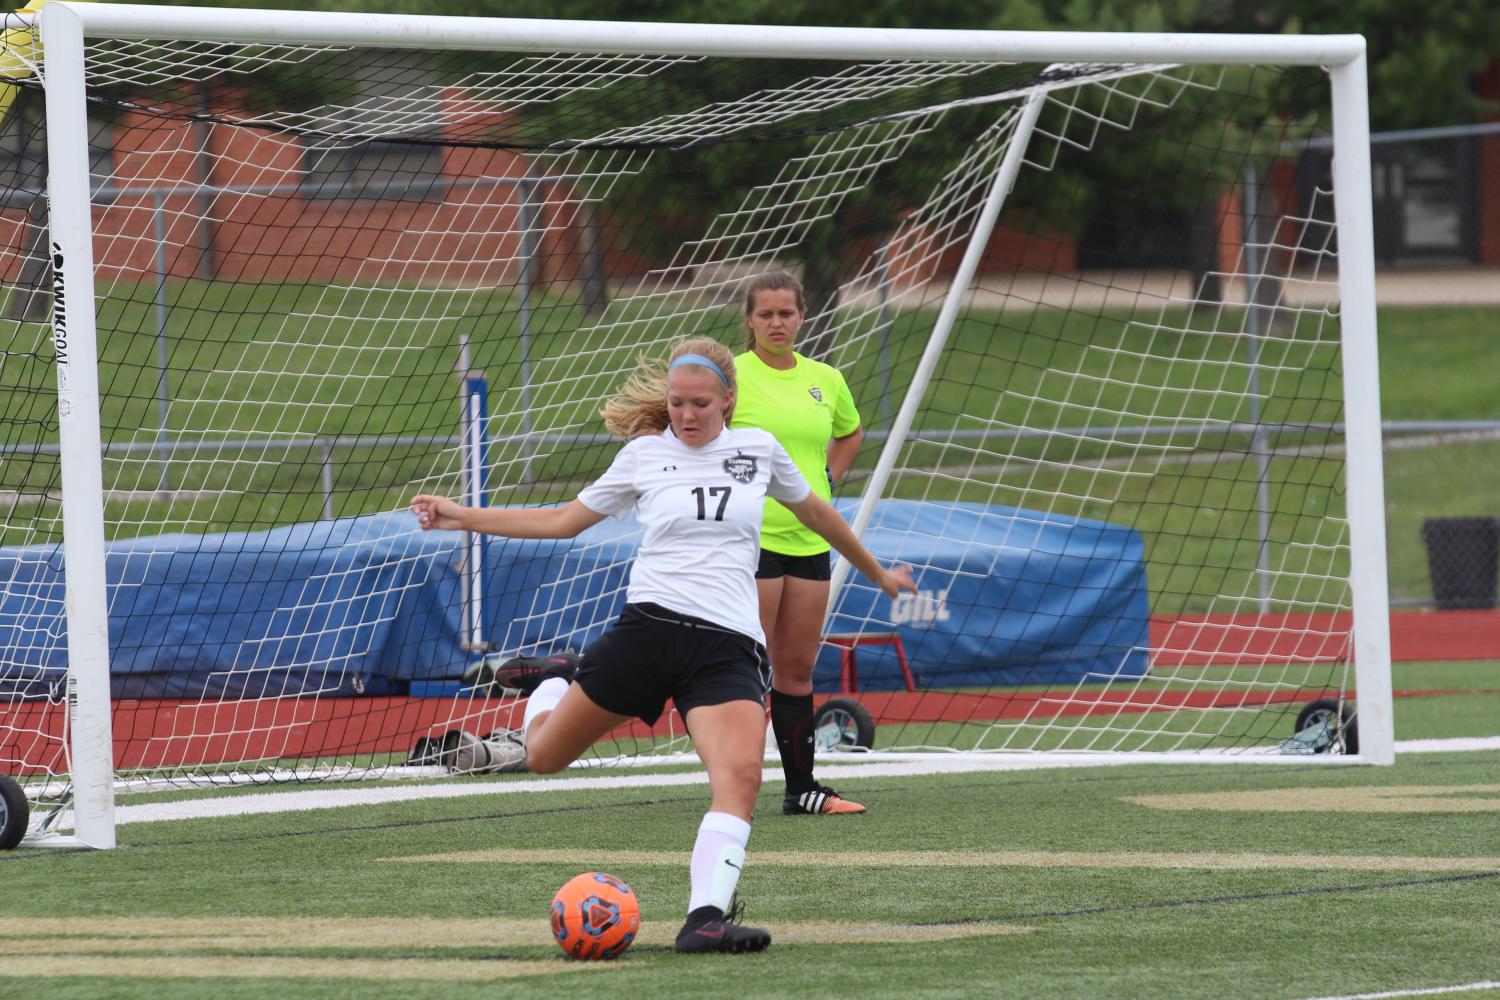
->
[669, 353, 730, 388]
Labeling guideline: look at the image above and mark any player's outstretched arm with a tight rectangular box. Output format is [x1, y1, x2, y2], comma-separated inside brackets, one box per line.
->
[410, 495, 608, 540]
[783, 493, 916, 598]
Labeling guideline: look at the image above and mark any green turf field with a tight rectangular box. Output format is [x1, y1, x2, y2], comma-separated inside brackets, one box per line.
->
[5, 290, 1495, 996]
[3, 660, 1497, 998]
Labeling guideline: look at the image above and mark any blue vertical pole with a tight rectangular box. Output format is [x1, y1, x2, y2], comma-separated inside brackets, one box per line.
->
[462, 372, 490, 651]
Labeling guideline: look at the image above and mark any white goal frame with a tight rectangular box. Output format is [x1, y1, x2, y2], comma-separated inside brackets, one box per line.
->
[30, 3, 1391, 849]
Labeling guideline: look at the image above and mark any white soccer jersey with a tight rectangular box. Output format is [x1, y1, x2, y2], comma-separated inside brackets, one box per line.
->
[578, 426, 811, 644]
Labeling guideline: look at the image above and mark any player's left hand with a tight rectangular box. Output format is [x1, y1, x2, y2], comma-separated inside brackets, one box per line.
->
[410, 495, 468, 532]
[878, 564, 917, 599]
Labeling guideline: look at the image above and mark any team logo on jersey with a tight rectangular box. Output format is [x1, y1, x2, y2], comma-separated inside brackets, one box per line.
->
[808, 386, 824, 403]
[723, 453, 758, 483]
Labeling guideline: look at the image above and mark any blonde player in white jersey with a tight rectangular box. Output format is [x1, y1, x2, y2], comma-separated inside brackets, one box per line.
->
[410, 336, 914, 955]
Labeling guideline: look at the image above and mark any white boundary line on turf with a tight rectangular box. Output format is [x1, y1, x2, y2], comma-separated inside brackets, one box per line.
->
[102, 754, 1141, 827]
[1389, 737, 1500, 754]
[1300, 980, 1500, 999]
[37, 736, 1500, 832]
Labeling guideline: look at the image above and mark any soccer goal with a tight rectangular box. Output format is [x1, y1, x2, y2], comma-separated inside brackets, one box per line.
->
[0, 4, 1391, 848]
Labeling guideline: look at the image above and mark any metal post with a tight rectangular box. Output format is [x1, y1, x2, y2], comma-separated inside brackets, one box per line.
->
[874, 241, 892, 432]
[462, 372, 490, 652]
[1241, 164, 1273, 611]
[825, 89, 1048, 613]
[193, 79, 217, 280]
[151, 191, 172, 493]
[517, 157, 539, 483]
[457, 327, 478, 649]
[319, 441, 335, 520]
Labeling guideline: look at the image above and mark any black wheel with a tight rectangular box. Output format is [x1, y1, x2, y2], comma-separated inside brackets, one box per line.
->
[0, 774, 28, 850]
[813, 698, 876, 751]
[1294, 697, 1359, 755]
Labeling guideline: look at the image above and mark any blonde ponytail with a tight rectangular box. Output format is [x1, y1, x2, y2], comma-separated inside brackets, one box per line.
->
[600, 337, 738, 440]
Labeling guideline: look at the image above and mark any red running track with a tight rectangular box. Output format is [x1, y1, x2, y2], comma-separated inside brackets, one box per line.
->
[4, 610, 1494, 771]
[1150, 609, 1500, 665]
[1, 686, 1326, 771]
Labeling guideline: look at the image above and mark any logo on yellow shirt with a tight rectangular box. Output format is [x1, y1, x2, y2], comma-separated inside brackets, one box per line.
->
[808, 386, 824, 403]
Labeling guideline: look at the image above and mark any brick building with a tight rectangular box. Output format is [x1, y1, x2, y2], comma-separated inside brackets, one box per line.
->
[3, 56, 1498, 299]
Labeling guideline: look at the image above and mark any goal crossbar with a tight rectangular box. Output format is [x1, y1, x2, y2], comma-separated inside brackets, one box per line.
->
[45, 4, 1366, 66]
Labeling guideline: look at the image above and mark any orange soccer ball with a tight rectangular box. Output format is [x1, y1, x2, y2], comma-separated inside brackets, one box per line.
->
[550, 871, 640, 960]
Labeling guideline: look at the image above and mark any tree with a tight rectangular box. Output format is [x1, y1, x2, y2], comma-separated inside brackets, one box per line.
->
[247, 0, 1497, 129]
[155, 0, 1500, 323]
[271, 0, 1049, 346]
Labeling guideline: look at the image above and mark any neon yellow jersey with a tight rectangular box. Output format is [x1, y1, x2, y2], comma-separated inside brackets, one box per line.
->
[733, 350, 861, 556]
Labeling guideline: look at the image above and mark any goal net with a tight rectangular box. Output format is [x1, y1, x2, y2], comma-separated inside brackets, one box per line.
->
[0, 8, 1389, 845]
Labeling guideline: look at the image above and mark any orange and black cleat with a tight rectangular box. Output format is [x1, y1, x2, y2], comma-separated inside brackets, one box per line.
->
[783, 782, 866, 815]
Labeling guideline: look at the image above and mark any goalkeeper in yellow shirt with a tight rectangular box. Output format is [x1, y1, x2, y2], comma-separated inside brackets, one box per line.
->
[734, 270, 867, 815]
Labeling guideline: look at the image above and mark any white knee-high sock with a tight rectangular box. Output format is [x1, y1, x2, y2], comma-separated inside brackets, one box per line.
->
[688, 811, 751, 914]
[522, 676, 569, 735]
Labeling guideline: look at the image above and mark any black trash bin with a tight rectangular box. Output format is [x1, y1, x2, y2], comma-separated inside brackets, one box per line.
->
[1420, 517, 1500, 610]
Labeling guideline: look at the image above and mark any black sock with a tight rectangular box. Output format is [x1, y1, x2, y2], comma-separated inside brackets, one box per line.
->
[770, 689, 816, 794]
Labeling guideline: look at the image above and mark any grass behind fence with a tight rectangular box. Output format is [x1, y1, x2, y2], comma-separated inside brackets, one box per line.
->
[1, 287, 1494, 611]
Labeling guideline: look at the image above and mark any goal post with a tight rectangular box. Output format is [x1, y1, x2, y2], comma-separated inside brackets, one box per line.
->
[1, 5, 1391, 848]
[1327, 52, 1393, 765]
[39, 0, 116, 848]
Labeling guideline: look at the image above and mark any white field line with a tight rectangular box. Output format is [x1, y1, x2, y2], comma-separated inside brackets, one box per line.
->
[101, 754, 1145, 827]
[1300, 981, 1500, 1000]
[1391, 737, 1500, 754]
[34, 736, 1500, 833]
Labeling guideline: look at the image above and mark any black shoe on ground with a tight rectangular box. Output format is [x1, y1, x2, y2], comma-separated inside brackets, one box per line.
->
[406, 729, 467, 767]
[405, 735, 439, 766]
[783, 781, 866, 815]
[491, 652, 579, 695]
[673, 902, 771, 955]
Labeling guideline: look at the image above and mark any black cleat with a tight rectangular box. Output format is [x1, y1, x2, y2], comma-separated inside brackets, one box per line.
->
[407, 729, 466, 767]
[490, 652, 580, 695]
[673, 902, 771, 955]
[405, 735, 438, 766]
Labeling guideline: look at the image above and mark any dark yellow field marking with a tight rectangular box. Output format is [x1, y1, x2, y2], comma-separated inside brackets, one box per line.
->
[0, 914, 1027, 981]
[1126, 784, 1500, 814]
[0, 917, 586, 982]
[2, 916, 540, 950]
[0, 954, 579, 983]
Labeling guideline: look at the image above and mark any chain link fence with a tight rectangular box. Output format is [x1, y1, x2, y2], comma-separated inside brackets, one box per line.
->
[1386, 430, 1500, 609]
[1359, 121, 1500, 610]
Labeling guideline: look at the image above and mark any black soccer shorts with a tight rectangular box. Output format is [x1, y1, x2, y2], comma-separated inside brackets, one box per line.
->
[754, 548, 832, 581]
[575, 602, 771, 725]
